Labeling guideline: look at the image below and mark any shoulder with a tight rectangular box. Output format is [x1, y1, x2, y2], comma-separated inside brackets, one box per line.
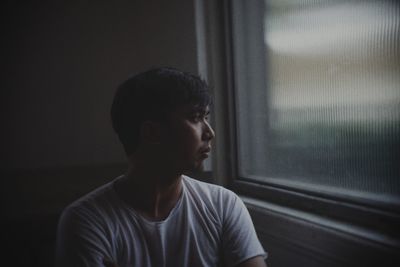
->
[182, 175, 237, 199]
[182, 175, 241, 215]
[56, 178, 121, 266]
[60, 177, 120, 226]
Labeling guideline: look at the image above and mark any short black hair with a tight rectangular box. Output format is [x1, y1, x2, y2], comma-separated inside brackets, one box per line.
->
[111, 67, 212, 155]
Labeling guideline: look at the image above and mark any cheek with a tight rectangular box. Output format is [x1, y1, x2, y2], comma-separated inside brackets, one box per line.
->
[179, 125, 202, 150]
[165, 121, 202, 152]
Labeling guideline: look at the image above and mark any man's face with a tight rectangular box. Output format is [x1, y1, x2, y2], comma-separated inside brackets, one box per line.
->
[161, 104, 215, 172]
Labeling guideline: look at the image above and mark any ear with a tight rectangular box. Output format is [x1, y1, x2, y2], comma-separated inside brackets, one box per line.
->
[140, 121, 162, 145]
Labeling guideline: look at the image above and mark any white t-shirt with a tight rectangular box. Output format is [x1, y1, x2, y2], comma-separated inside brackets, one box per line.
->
[56, 175, 266, 267]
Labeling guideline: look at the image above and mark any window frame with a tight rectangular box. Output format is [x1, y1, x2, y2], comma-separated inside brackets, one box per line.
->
[197, 0, 400, 250]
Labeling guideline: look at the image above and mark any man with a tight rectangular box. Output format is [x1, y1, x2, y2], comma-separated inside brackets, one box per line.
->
[56, 67, 267, 266]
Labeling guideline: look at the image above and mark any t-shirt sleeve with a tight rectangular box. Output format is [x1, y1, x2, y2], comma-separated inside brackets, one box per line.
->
[221, 191, 267, 266]
[55, 205, 114, 267]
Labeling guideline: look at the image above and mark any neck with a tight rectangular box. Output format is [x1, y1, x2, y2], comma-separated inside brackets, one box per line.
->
[116, 160, 183, 221]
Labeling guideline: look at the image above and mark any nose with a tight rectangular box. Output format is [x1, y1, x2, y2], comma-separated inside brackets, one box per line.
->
[202, 120, 215, 141]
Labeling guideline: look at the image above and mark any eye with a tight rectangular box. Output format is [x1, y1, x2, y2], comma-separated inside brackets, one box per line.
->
[190, 113, 202, 122]
[204, 111, 211, 121]
[189, 110, 210, 123]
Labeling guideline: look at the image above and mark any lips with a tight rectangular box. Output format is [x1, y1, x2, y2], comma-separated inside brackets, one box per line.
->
[199, 146, 211, 158]
[200, 146, 211, 153]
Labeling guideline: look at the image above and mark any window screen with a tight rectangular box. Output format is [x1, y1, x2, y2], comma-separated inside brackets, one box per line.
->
[231, 0, 400, 203]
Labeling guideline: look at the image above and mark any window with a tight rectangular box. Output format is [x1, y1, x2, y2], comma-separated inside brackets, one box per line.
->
[230, 0, 399, 211]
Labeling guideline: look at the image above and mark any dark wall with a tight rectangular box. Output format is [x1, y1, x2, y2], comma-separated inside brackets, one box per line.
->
[1, 1, 199, 266]
[1, 0, 198, 169]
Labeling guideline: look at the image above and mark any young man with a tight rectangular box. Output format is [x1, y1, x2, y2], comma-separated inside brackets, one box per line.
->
[56, 67, 267, 267]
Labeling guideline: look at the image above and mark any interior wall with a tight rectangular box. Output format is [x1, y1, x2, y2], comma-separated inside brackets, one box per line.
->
[1, 0, 199, 170]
